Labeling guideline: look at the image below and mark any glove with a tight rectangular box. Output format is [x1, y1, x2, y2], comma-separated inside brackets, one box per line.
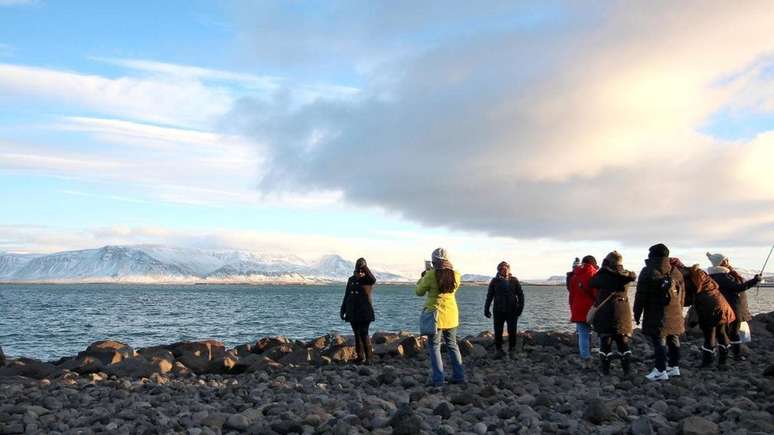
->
[484, 310, 491, 319]
[753, 274, 762, 285]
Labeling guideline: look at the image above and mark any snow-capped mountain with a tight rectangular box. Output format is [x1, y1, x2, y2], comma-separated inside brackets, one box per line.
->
[0, 245, 410, 284]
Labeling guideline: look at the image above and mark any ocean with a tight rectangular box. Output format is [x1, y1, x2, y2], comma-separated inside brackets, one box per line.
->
[1, 283, 773, 361]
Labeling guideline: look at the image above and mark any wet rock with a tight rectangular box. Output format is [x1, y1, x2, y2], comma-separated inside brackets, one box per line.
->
[434, 402, 453, 419]
[680, 415, 718, 435]
[583, 399, 613, 424]
[389, 405, 423, 435]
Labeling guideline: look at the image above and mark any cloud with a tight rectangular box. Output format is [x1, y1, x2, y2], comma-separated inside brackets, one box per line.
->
[230, 2, 774, 247]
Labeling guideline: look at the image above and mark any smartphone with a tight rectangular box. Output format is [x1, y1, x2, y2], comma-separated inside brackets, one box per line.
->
[424, 260, 433, 270]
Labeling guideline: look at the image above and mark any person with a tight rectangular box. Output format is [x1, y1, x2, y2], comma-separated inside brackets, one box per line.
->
[340, 258, 377, 364]
[416, 247, 465, 386]
[706, 252, 761, 361]
[567, 255, 599, 366]
[589, 251, 636, 375]
[484, 261, 525, 359]
[672, 258, 736, 369]
[634, 243, 685, 381]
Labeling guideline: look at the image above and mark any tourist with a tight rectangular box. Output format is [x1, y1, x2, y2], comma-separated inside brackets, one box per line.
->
[416, 247, 465, 386]
[706, 252, 761, 361]
[589, 251, 636, 375]
[567, 255, 599, 367]
[673, 258, 736, 369]
[484, 261, 525, 359]
[634, 243, 685, 381]
[340, 258, 377, 364]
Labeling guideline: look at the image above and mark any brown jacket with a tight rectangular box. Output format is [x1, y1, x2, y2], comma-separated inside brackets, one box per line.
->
[684, 265, 735, 328]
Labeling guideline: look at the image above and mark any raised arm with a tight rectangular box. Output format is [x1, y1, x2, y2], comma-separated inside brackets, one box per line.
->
[361, 265, 376, 285]
[416, 271, 432, 296]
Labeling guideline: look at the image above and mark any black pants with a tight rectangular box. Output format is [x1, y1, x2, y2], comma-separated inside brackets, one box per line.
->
[650, 335, 680, 371]
[493, 312, 519, 351]
[599, 334, 630, 357]
[701, 324, 729, 350]
[351, 321, 372, 361]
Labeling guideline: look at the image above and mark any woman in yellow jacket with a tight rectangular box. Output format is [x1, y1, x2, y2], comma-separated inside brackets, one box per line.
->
[416, 247, 465, 386]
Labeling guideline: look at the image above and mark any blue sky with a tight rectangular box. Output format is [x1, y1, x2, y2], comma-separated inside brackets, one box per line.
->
[1, 1, 773, 277]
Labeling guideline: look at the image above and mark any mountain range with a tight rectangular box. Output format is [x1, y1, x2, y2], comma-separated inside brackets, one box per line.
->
[0, 245, 409, 284]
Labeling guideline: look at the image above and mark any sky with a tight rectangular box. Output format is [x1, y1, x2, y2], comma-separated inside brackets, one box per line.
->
[1, 1, 773, 279]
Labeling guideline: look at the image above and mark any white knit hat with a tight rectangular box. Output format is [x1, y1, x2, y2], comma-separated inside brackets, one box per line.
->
[432, 247, 449, 262]
[706, 252, 727, 267]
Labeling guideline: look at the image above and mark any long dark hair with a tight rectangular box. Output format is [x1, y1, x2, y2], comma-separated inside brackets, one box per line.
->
[436, 269, 457, 293]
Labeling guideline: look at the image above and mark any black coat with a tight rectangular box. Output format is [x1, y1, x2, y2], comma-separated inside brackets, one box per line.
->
[589, 266, 636, 336]
[634, 257, 685, 337]
[340, 268, 376, 324]
[485, 275, 525, 315]
[709, 268, 756, 322]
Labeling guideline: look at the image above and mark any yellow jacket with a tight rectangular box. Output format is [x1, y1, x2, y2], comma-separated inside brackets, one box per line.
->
[416, 269, 461, 329]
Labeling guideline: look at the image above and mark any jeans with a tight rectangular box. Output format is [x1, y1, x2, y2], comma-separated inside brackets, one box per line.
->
[493, 312, 519, 351]
[650, 335, 680, 371]
[428, 328, 465, 385]
[576, 322, 592, 360]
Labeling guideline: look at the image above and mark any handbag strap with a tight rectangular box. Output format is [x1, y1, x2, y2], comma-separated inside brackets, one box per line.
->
[594, 291, 616, 309]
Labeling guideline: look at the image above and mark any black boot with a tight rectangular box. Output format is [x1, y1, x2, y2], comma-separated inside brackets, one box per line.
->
[364, 339, 374, 365]
[621, 352, 632, 376]
[731, 343, 746, 361]
[354, 339, 365, 364]
[600, 353, 611, 375]
[699, 347, 714, 368]
[718, 345, 729, 370]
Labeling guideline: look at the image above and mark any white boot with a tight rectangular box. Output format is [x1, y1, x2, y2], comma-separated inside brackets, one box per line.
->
[645, 368, 669, 381]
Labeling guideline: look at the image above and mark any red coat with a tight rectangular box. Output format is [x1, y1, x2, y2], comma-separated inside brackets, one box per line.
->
[568, 263, 599, 322]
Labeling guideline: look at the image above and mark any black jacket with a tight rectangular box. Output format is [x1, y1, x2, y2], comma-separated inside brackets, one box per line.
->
[589, 266, 636, 336]
[485, 275, 525, 316]
[634, 256, 685, 337]
[709, 268, 757, 322]
[340, 267, 376, 324]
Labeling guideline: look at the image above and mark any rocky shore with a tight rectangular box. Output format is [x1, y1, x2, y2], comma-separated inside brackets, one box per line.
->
[1, 312, 774, 435]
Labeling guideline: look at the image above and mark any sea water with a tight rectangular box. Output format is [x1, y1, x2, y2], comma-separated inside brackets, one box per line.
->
[1, 283, 773, 361]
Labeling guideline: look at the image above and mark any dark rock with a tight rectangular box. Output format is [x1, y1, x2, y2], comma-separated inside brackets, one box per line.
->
[534, 393, 553, 407]
[104, 357, 160, 378]
[763, 364, 774, 377]
[409, 390, 426, 403]
[389, 405, 423, 435]
[0, 357, 62, 379]
[261, 343, 297, 361]
[279, 348, 317, 365]
[270, 420, 304, 434]
[399, 337, 423, 357]
[377, 369, 398, 385]
[450, 393, 474, 406]
[372, 331, 401, 345]
[738, 411, 774, 433]
[57, 355, 104, 374]
[680, 416, 718, 435]
[434, 402, 453, 419]
[167, 340, 225, 360]
[630, 416, 654, 435]
[0, 345, 4, 366]
[77, 340, 134, 365]
[253, 336, 291, 353]
[583, 399, 613, 425]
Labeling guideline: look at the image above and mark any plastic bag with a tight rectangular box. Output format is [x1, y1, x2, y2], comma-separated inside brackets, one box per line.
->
[739, 321, 752, 343]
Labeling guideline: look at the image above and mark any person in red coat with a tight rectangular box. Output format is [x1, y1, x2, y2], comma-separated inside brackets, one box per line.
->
[567, 255, 599, 364]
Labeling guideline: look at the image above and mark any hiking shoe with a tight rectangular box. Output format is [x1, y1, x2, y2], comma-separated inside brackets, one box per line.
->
[666, 366, 680, 377]
[645, 368, 669, 381]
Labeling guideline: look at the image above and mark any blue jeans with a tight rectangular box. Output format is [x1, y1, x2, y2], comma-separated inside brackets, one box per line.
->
[576, 322, 591, 360]
[428, 328, 465, 385]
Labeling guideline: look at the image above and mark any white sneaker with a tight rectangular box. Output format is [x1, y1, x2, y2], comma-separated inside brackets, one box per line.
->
[645, 368, 669, 381]
[666, 366, 680, 377]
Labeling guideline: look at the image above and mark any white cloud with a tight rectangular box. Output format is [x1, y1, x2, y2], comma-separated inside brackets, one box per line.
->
[231, 2, 774, 247]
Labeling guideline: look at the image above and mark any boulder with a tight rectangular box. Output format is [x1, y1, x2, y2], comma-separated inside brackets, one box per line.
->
[104, 357, 159, 378]
[207, 351, 240, 374]
[263, 344, 297, 361]
[399, 337, 424, 357]
[373, 331, 401, 345]
[233, 354, 282, 372]
[373, 342, 404, 358]
[167, 340, 225, 360]
[57, 355, 105, 374]
[279, 348, 317, 365]
[323, 345, 358, 363]
[583, 399, 613, 424]
[389, 404, 423, 435]
[172, 361, 192, 377]
[0, 357, 62, 379]
[253, 336, 291, 353]
[137, 348, 175, 374]
[680, 416, 718, 435]
[233, 343, 254, 356]
[78, 340, 134, 365]
[458, 340, 487, 358]
[178, 351, 211, 374]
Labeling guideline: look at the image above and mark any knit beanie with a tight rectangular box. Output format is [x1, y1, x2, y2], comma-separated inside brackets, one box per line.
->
[604, 251, 623, 267]
[432, 247, 449, 262]
[706, 252, 727, 267]
[648, 243, 670, 258]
